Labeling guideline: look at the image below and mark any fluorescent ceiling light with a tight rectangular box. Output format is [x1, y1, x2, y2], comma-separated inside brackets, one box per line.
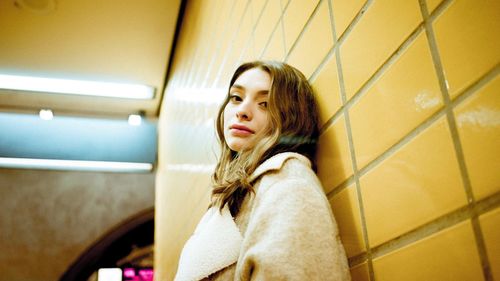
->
[128, 114, 142, 126]
[39, 109, 54, 120]
[0, 157, 153, 172]
[0, 74, 155, 99]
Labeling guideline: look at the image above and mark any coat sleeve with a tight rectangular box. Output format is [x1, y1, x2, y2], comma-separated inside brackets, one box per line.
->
[234, 178, 351, 281]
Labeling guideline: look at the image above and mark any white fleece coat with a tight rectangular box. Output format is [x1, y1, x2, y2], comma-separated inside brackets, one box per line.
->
[175, 152, 351, 281]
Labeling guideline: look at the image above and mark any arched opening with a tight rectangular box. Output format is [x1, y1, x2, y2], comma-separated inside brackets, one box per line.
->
[60, 208, 154, 281]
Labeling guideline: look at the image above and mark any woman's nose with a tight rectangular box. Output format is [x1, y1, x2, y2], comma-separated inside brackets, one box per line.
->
[236, 101, 252, 120]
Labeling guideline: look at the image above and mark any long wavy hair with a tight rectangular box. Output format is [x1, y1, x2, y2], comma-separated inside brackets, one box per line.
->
[211, 61, 320, 216]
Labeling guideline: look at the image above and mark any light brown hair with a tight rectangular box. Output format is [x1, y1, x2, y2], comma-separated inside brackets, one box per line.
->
[211, 61, 320, 215]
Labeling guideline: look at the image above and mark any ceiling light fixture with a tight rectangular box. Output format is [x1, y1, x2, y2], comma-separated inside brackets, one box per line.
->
[0, 74, 155, 99]
[39, 109, 53, 120]
[0, 157, 153, 172]
[128, 114, 142, 126]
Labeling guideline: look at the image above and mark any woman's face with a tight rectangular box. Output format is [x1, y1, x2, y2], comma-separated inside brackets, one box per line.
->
[223, 67, 271, 152]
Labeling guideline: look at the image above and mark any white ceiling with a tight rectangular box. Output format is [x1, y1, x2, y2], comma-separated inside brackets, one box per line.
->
[0, 0, 182, 118]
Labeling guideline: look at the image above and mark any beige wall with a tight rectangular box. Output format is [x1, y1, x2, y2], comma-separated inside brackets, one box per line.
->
[0, 168, 154, 281]
[156, 0, 500, 280]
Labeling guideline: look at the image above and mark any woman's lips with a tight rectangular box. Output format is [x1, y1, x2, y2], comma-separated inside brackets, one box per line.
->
[230, 124, 254, 136]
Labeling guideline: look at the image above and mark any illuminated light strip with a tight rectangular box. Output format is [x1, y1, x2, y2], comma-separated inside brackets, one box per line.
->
[0, 74, 155, 99]
[166, 163, 215, 173]
[0, 157, 153, 172]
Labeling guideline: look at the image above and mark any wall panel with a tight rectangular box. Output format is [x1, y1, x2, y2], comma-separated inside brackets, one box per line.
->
[156, 0, 500, 279]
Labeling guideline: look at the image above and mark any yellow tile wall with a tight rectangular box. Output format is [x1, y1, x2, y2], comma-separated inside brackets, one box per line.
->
[433, 0, 500, 98]
[426, 0, 443, 13]
[286, 0, 333, 79]
[479, 208, 500, 280]
[282, 0, 319, 53]
[331, 0, 366, 37]
[372, 221, 484, 281]
[316, 115, 353, 193]
[340, 0, 421, 99]
[350, 33, 443, 168]
[360, 117, 467, 246]
[156, 0, 500, 279]
[350, 262, 370, 281]
[261, 23, 285, 61]
[253, 0, 282, 57]
[329, 183, 365, 257]
[311, 54, 342, 125]
[454, 76, 500, 200]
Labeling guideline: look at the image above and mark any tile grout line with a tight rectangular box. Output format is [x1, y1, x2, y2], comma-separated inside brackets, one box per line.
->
[307, 0, 337, 83]
[320, 0, 350, 200]
[258, 0, 287, 59]
[236, 0, 282, 70]
[310, 0, 372, 85]
[184, 3, 210, 89]
[188, 1, 232, 88]
[428, 0, 453, 22]
[284, 0, 324, 62]
[348, 191, 500, 266]
[313, 0, 373, 136]
[212, 0, 261, 87]
[327, 0, 375, 278]
[279, 0, 289, 60]
[450, 64, 499, 108]
[418, 0, 492, 280]
[339, 49, 376, 281]
[202, 0, 246, 88]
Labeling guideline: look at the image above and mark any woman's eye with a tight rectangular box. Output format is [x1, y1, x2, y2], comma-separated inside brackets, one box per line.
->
[229, 94, 242, 102]
[259, 101, 268, 108]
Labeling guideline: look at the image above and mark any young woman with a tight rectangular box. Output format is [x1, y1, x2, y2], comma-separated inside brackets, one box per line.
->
[175, 61, 350, 281]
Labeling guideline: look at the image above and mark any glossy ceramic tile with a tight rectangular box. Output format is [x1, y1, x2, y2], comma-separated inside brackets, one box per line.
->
[360, 117, 467, 247]
[240, 41, 258, 66]
[479, 207, 500, 281]
[349, 34, 443, 169]
[216, 10, 255, 88]
[426, 0, 443, 13]
[260, 21, 285, 61]
[192, 1, 230, 87]
[454, 76, 500, 200]
[330, 0, 366, 37]
[316, 115, 353, 194]
[254, 0, 282, 57]
[433, 0, 500, 98]
[329, 183, 365, 257]
[250, 0, 267, 26]
[340, 0, 421, 99]
[206, 1, 249, 86]
[372, 220, 484, 281]
[287, 0, 333, 79]
[282, 0, 320, 53]
[350, 262, 370, 281]
[311, 55, 342, 126]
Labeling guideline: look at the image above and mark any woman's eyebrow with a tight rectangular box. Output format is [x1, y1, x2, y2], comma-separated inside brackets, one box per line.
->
[230, 84, 245, 90]
[231, 84, 269, 97]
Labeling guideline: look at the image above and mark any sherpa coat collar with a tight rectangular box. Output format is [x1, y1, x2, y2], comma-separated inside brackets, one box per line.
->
[248, 152, 311, 182]
[174, 153, 310, 281]
[175, 205, 243, 281]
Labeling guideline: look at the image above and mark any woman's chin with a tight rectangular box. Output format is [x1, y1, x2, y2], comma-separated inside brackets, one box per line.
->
[227, 142, 255, 153]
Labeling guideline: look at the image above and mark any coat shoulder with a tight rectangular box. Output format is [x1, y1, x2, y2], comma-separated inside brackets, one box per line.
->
[257, 156, 324, 196]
